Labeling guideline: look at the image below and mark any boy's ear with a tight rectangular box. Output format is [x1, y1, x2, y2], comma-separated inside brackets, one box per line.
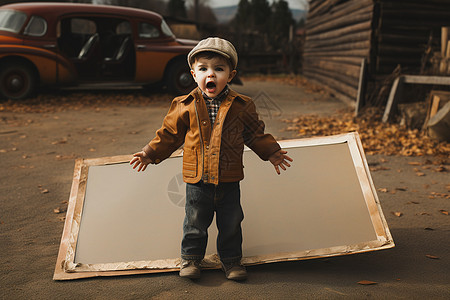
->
[228, 70, 237, 82]
[190, 69, 196, 79]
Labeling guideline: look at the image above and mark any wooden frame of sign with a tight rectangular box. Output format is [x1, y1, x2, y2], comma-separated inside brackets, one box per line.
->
[54, 132, 394, 280]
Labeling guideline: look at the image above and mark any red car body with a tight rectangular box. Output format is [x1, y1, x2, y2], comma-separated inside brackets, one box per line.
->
[0, 2, 198, 99]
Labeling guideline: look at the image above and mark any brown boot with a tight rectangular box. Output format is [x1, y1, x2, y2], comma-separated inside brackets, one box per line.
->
[179, 259, 201, 279]
[221, 261, 247, 281]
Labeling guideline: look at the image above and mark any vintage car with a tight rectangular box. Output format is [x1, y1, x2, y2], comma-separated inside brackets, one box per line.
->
[0, 2, 199, 100]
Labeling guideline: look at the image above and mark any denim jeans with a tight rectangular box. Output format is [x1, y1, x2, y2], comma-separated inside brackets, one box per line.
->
[181, 181, 244, 263]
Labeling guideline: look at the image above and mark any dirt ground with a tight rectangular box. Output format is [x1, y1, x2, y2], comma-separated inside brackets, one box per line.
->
[0, 79, 449, 299]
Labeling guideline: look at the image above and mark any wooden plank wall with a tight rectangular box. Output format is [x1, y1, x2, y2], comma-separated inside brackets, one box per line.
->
[374, 0, 450, 75]
[303, 0, 450, 106]
[303, 0, 373, 105]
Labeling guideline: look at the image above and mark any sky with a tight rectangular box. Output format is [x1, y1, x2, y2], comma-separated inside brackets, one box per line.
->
[207, 0, 308, 10]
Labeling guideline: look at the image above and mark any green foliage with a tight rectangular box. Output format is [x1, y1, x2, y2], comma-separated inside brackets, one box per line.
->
[234, 0, 295, 50]
[269, 0, 294, 46]
[251, 0, 271, 32]
[235, 0, 251, 29]
[168, 0, 187, 19]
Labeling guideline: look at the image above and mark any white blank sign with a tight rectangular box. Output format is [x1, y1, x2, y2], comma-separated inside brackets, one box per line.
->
[54, 133, 394, 280]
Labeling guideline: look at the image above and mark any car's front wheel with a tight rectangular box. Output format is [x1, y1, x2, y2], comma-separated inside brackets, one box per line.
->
[0, 62, 37, 100]
[164, 58, 196, 95]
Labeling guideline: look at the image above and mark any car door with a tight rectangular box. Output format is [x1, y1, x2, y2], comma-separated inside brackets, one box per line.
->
[134, 19, 178, 84]
[57, 16, 103, 81]
[21, 15, 58, 84]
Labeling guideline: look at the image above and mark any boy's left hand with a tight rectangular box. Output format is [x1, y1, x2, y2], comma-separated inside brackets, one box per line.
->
[269, 150, 293, 175]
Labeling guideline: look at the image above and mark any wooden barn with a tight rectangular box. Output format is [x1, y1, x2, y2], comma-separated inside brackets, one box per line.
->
[303, 0, 450, 109]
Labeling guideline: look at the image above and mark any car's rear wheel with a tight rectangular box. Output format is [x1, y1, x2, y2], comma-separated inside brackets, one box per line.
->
[165, 58, 196, 95]
[0, 62, 37, 100]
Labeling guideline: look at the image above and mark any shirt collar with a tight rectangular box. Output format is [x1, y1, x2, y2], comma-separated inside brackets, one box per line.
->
[202, 85, 229, 103]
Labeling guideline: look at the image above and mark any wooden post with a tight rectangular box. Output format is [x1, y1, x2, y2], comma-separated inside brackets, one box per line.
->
[440, 27, 449, 74]
[441, 27, 448, 57]
[356, 58, 367, 116]
[382, 76, 404, 123]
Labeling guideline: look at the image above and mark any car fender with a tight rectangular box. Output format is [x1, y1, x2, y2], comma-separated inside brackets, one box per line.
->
[134, 50, 180, 83]
[0, 45, 76, 84]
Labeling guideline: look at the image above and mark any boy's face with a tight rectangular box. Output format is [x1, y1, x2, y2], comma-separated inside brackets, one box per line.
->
[190, 56, 237, 98]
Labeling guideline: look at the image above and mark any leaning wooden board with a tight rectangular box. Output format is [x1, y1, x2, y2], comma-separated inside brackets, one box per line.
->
[54, 132, 394, 280]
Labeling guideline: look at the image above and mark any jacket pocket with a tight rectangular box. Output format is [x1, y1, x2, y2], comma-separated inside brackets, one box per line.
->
[182, 148, 198, 178]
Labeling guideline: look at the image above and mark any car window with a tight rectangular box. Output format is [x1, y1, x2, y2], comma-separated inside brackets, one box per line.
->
[0, 9, 27, 33]
[139, 23, 160, 39]
[161, 19, 174, 37]
[24, 16, 47, 37]
[116, 21, 131, 35]
[71, 18, 96, 35]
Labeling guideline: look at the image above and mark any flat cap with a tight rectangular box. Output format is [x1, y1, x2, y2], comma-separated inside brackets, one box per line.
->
[188, 37, 238, 70]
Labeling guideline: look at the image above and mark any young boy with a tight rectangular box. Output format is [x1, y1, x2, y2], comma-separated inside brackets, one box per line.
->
[130, 37, 292, 281]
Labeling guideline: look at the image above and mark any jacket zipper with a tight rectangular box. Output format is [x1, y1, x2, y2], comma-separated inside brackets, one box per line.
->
[193, 98, 205, 181]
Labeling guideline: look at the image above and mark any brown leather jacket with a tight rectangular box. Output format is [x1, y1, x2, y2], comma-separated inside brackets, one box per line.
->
[142, 87, 281, 185]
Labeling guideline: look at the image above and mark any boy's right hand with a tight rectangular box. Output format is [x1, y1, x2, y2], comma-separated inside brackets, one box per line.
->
[130, 151, 152, 172]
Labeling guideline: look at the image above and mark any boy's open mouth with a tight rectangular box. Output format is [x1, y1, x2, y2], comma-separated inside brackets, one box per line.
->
[206, 81, 216, 93]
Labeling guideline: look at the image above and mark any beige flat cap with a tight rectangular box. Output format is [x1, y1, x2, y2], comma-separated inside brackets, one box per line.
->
[188, 37, 238, 69]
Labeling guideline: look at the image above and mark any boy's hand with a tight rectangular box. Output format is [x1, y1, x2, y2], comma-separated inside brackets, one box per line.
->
[130, 151, 152, 172]
[269, 150, 293, 175]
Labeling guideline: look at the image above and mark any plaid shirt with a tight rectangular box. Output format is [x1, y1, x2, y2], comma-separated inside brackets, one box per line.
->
[202, 86, 229, 127]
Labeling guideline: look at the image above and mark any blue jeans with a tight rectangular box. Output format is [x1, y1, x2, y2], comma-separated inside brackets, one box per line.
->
[181, 181, 244, 263]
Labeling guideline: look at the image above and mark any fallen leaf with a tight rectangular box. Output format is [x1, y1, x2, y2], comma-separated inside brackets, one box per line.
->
[416, 172, 425, 177]
[40, 189, 49, 194]
[53, 208, 61, 214]
[425, 255, 439, 259]
[393, 212, 403, 217]
[55, 154, 77, 161]
[371, 166, 390, 171]
[439, 210, 449, 215]
[378, 188, 388, 193]
[408, 162, 422, 166]
[434, 166, 447, 172]
[407, 201, 419, 204]
[357, 280, 377, 285]
[51, 139, 67, 145]
[89, 148, 96, 152]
